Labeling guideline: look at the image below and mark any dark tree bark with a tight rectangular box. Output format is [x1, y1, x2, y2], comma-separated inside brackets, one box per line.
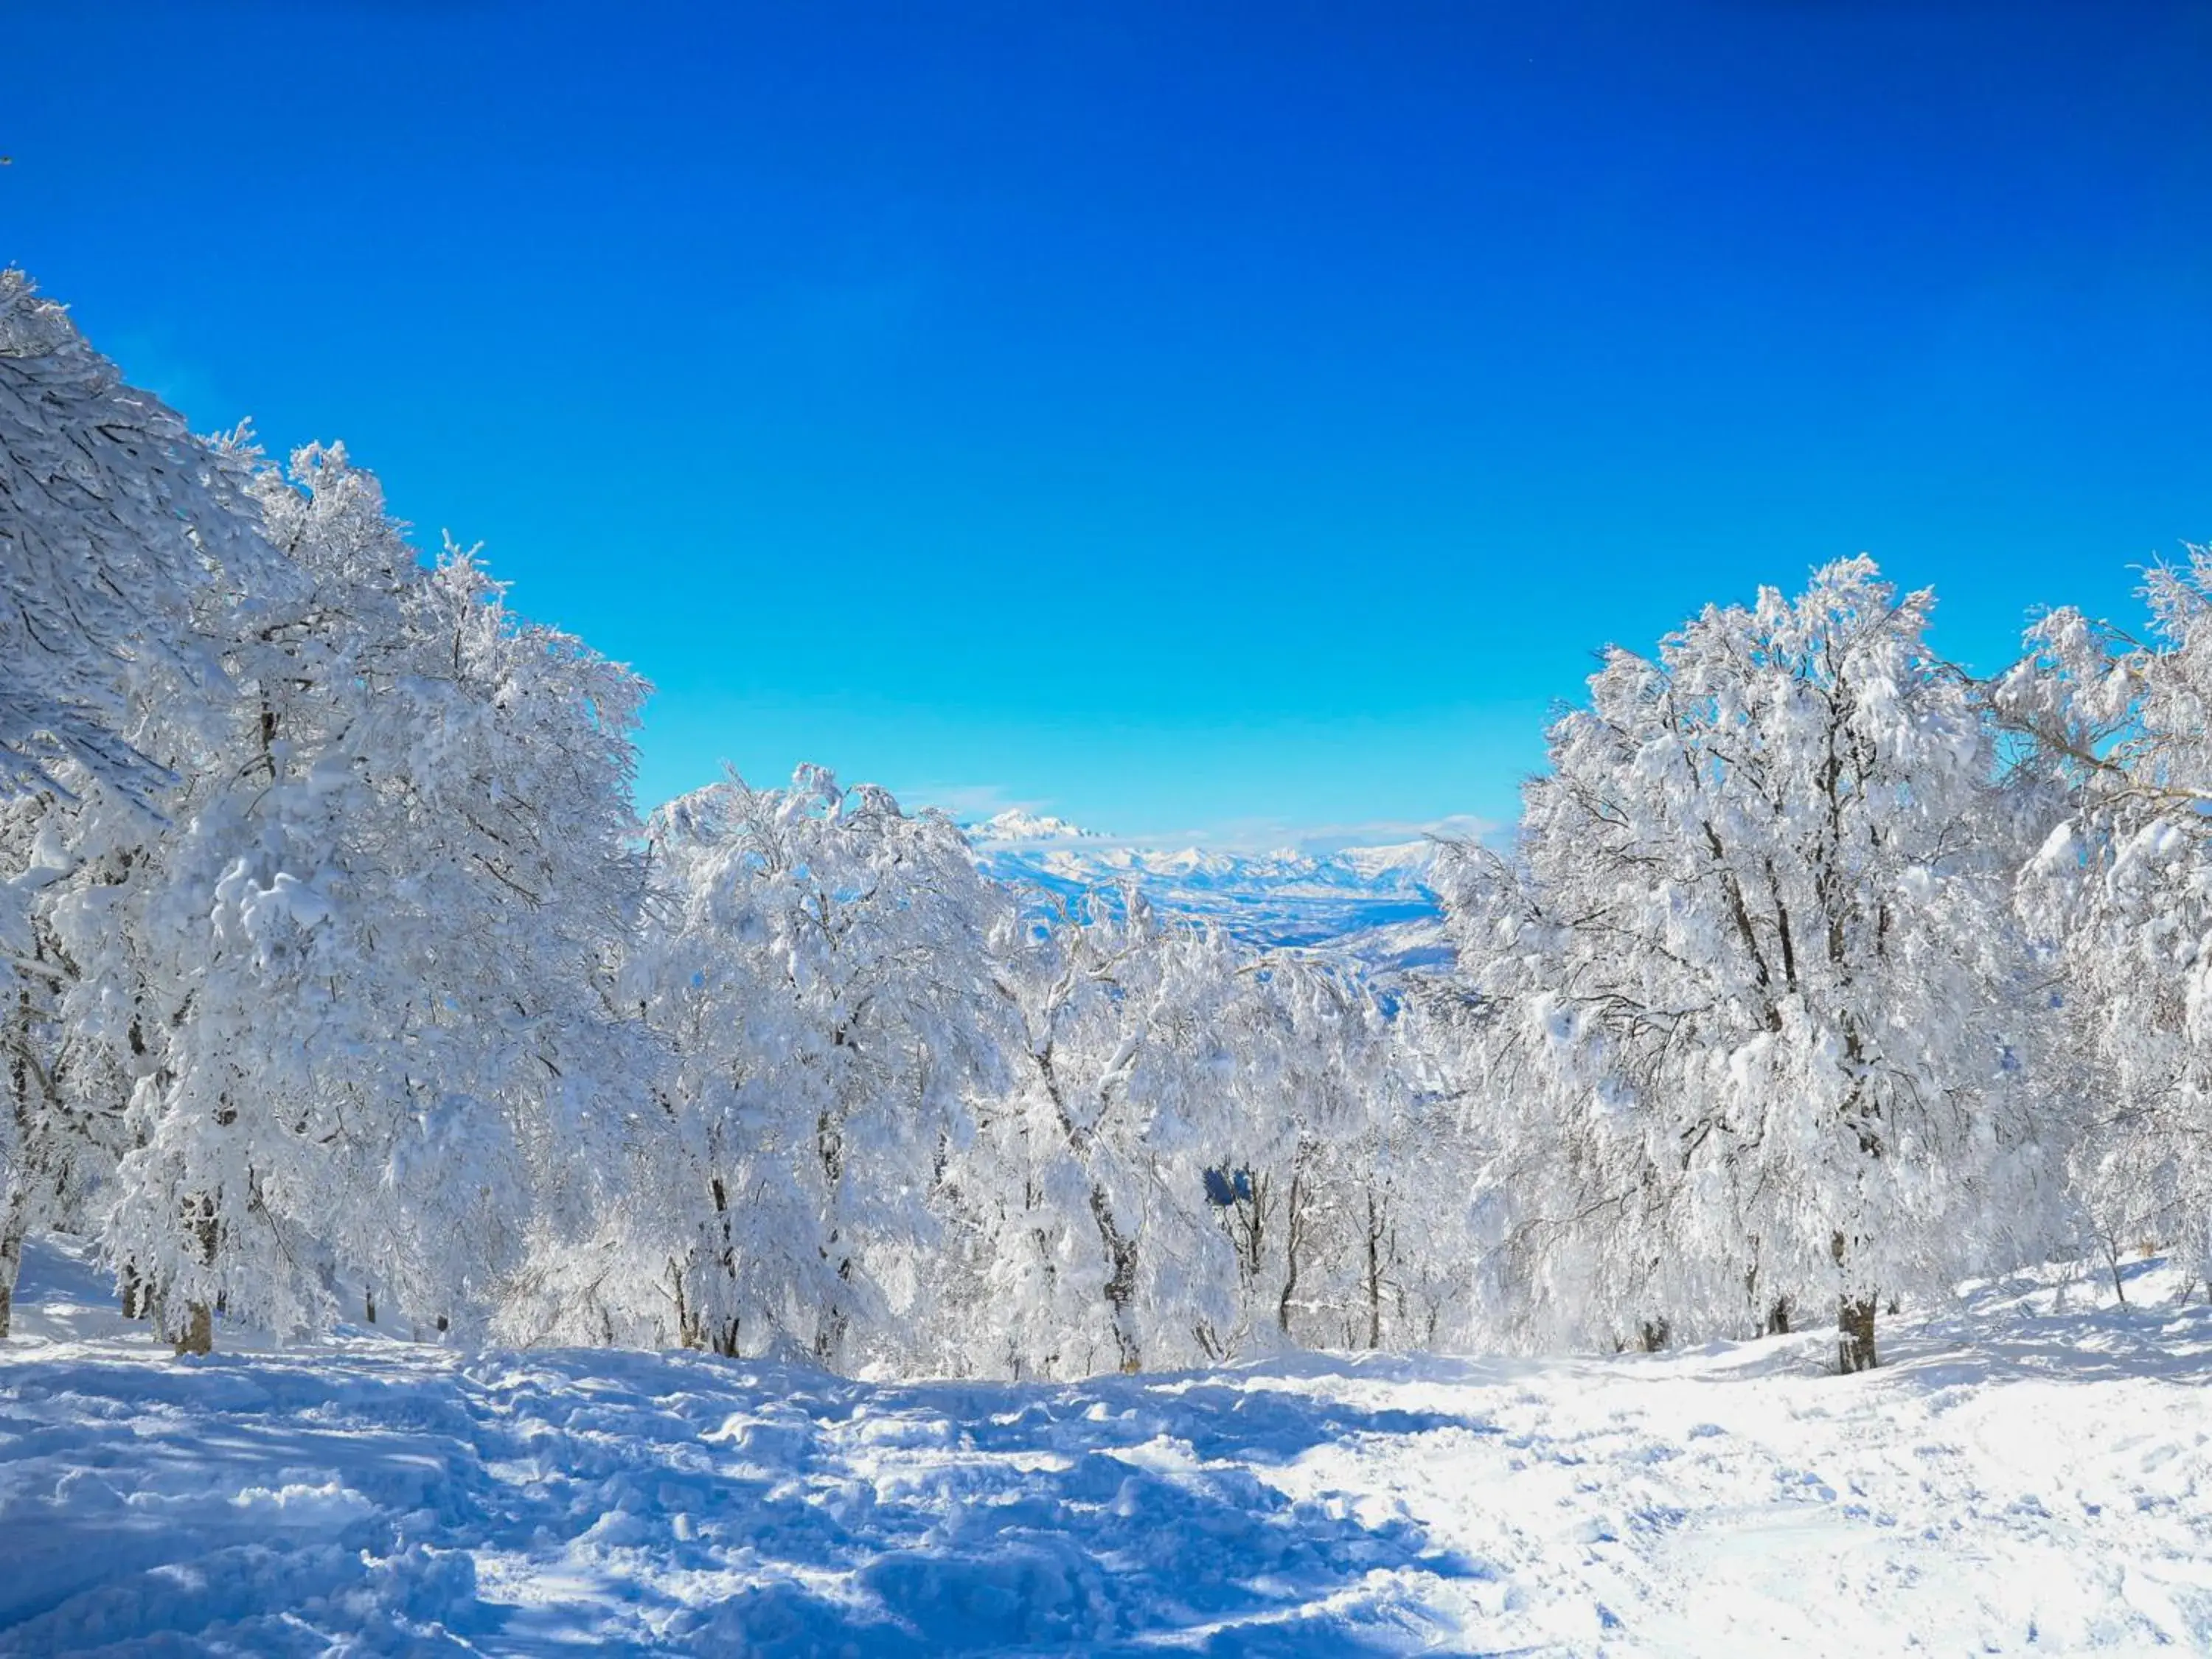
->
[0, 1227, 19, 1340]
[1837, 1296, 1877, 1373]
[1091, 1183, 1143, 1373]
[1363, 1190, 1385, 1349]
[173, 1194, 218, 1355]
[1832, 1229, 1878, 1371]
[1032, 1036, 1143, 1374]
[1277, 1154, 1312, 1338]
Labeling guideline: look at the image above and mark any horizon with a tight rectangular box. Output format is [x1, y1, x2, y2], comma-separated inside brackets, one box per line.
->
[13, 2, 2212, 840]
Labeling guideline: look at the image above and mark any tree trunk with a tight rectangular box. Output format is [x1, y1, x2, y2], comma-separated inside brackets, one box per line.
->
[707, 1173, 744, 1355]
[1279, 1150, 1312, 1338]
[815, 1113, 854, 1366]
[1032, 1043, 1141, 1374]
[669, 1256, 695, 1349]
[0, 1228, 20, 1340]
[1364, 1190, 1384, 1349]
[1830, 1231, 1877, 1371]
[173, 1194, 219, 1356]
[1089, 1182, 1142, 1374]
[1837, 1296, 1877, 1373]
[5, 965, 44, 1341]
[0, 1178, 30, 1340]
[815, 1251, 852, 1364]
[1234, 1177, 1266, 1287]
[1764, 1297, 1792, 1335]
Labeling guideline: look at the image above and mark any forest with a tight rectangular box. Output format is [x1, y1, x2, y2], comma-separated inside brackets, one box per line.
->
[6, 267, 2208, 1380]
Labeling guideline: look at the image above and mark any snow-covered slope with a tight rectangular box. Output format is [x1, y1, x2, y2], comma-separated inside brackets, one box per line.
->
[4, 1236, 2209, 1655]
[964, 815, 1453, 973]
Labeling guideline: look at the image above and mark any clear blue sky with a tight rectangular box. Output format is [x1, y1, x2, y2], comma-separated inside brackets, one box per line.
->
[13, 2, 2212, 841]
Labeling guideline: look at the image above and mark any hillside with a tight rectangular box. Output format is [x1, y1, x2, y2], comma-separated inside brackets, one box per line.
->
[3, 1237, 2207, 1655]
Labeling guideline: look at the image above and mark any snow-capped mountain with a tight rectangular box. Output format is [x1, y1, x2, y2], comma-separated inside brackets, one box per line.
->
[966, 808, 1102, 843]
[961, 813, 1455, 975]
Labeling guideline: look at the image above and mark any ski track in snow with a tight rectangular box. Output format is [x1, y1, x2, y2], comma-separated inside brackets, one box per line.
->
[3, 1241, 2211, 1656]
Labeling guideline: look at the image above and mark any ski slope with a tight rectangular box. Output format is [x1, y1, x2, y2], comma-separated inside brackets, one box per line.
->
[2, 1237, 2208, 1655]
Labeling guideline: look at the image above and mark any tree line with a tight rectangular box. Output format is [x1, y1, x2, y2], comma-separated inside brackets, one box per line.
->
[4, 271, 2207, 1374]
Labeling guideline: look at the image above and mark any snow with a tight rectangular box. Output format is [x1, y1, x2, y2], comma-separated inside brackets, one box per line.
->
[966, 821, 1449, 969]
[967, 810, 1102, 844]
[5, 1238, 2210, 1655]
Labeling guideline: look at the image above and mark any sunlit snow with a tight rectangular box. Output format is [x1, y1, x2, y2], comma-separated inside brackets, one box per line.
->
[4, 1237, 2207, 1655]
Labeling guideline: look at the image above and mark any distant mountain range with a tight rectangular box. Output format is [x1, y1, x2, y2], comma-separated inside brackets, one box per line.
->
[961, 810, 1455, 978]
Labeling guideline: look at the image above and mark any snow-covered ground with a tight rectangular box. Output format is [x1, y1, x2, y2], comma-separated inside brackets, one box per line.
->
[3, 1238, 2209, 1656]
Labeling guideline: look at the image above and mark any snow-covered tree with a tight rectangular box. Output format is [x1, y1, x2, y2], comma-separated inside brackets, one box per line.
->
[0, 274, 282, 1338]
[961, 895, 1237, 1374]
[524, 768, 1012, 1368]
[947, 895, 1409, 1377]
[29, 262, 2153, 1382]
[1448, 559, 2053, 1370]
[0, 269, 270, 814]
[1298, 983, 1488, 1353]
[96, 445, 655, 1350]
[2000, 553, 2212, 1290]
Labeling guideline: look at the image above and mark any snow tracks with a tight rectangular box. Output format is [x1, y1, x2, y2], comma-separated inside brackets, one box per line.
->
[3, 1244, 2211, 1655]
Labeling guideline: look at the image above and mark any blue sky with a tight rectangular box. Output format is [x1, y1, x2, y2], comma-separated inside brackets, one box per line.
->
[13, 2, 2212, 843]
